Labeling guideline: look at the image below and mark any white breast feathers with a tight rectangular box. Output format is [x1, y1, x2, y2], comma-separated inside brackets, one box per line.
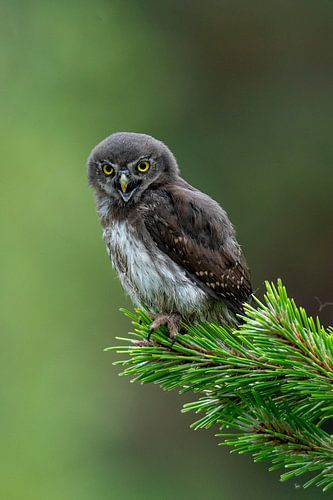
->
[103, 220, 206, 317]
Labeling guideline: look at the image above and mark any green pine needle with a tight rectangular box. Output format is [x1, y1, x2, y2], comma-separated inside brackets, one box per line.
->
[108, 280, 333, 491]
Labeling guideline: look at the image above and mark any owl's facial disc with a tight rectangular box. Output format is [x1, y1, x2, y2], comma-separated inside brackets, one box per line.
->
[115, 168, 141, 202]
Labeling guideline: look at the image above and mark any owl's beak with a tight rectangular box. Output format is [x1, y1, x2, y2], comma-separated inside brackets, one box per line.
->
[119, 173, 129, 194]
[116, 172, 138, 202]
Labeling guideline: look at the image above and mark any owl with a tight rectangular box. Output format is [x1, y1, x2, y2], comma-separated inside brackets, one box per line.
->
[88, 132, 252, 339]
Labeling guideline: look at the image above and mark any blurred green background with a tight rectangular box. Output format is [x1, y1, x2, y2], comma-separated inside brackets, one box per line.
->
[1, 1, 332, 499]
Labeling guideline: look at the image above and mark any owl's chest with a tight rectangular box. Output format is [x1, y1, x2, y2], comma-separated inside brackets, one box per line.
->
[103, 220, 206, 314]
[104, 220, 147, 277]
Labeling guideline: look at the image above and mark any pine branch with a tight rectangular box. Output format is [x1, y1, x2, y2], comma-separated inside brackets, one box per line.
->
[108, 280, 333, 491]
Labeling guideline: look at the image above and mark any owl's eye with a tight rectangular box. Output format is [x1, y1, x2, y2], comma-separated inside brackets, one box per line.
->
[136, 160, 150, 173]
[102, 164, 114, 176]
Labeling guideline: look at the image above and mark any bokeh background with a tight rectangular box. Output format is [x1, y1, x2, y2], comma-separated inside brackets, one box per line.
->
[1, 1, 332, 499]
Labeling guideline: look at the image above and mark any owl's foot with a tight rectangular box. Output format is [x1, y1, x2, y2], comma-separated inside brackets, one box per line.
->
[147, 312, 183, 342]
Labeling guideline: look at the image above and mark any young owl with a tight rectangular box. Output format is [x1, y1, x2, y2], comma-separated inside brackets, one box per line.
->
[88, 132, 252, 339]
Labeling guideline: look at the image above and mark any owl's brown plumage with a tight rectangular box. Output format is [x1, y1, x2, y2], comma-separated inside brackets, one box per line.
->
[88, 132, 252, 338]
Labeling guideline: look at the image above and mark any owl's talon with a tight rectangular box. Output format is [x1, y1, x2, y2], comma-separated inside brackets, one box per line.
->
[147, 313, 182, 342]
[147, 327, 154, 342]
[169, 336, 177, 347]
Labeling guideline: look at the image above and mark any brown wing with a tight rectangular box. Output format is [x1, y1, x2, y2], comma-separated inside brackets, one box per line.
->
[142, 181, 252, 313]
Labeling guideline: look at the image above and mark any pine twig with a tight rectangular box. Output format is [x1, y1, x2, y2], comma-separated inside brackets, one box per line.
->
[108, 280, 333, 491]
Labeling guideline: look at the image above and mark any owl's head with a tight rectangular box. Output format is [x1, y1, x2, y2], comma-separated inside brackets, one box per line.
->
[87, 132, 179, 204]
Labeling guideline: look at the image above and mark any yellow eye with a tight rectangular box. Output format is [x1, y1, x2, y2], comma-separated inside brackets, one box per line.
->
[102, 164, 113, 176]
[136, 160, 150, 173]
